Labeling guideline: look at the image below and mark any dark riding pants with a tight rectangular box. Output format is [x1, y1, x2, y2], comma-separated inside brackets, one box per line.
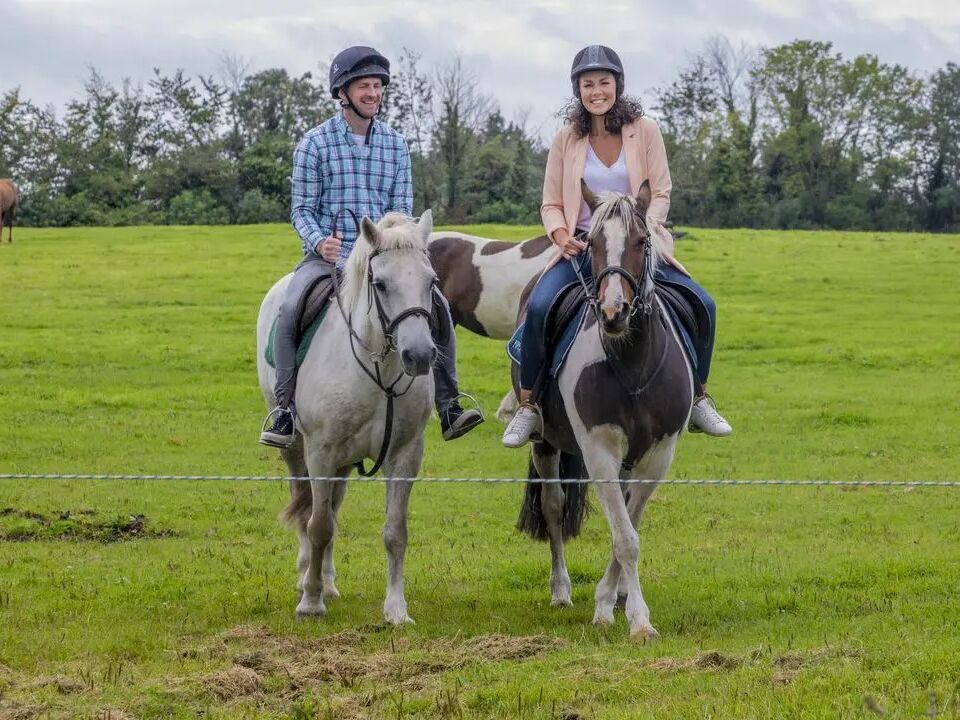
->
[272, 255, 461, 413]
[519, 255, 717, 390]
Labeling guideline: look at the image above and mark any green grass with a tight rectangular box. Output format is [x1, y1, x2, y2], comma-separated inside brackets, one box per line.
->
[1, 224, 959, 718]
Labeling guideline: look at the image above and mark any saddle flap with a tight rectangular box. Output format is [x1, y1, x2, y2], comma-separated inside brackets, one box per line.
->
[299, 277, 336, 336]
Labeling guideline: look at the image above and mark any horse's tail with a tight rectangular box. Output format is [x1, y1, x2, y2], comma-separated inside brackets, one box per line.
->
[279, 479, 312, 531]
[516, 451, 590, 541]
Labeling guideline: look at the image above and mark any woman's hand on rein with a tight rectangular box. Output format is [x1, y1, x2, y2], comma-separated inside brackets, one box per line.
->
[556, 231, 587, 259]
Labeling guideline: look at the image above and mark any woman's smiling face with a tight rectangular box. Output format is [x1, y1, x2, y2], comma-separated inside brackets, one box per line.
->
[578, 70, 617, 116]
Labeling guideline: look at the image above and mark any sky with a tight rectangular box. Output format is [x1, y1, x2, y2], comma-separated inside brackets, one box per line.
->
[3, 0, 959, 143]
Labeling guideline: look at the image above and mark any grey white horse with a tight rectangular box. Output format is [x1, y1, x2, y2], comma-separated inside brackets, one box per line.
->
[257, 211, 438, 624]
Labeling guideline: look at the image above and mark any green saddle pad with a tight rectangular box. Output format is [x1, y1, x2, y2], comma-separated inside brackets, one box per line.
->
[265, 306, 330, 369]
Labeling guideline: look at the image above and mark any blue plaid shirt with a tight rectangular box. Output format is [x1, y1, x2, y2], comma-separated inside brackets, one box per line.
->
[290, 112, 413, 266]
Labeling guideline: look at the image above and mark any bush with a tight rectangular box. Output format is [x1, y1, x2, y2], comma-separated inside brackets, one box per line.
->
[235, 189, 287, 224]
[167, 190, 230, 225]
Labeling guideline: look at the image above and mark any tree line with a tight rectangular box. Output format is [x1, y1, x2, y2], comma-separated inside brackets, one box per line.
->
[1, 40, 958, 231]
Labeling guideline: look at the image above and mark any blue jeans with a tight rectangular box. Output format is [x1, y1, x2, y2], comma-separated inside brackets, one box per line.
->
[520, 253, 592, 390]
[519, 255, 717, 390]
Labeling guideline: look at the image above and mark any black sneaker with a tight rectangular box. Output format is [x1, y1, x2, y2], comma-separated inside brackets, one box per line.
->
[440, 403, 484, 441]
[259, 408, 296, 448]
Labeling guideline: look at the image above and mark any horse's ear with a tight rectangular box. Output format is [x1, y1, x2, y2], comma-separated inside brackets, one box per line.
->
[417, 209, 433, 241]
[360, 216, 380, 250]
[581, 179, 601, 212]
[635, 180, 651, 216]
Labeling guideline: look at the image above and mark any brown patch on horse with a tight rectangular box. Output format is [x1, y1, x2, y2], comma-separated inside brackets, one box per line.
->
[427, 235, 488, 336]
[519, 235, 553, 259]
[479, 240, 515, 255]
[476, 235, 553, 259]
[0, 179, 19, 243]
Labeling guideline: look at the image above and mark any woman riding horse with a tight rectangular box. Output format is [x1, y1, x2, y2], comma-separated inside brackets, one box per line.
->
[502, 45, 732, 448]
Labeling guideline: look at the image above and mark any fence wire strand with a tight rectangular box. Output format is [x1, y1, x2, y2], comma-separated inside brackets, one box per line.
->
[1, 473, 959, 487]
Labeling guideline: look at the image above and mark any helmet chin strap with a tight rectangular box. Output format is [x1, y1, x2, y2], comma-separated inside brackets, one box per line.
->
[340, 95, 381, 144]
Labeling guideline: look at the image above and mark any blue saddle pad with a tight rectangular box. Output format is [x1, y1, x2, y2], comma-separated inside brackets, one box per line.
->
[507, 305, 588, 377]
[507, 301, 699, 377]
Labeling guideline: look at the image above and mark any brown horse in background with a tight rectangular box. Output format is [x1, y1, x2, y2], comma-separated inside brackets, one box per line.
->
[0, 179, 21, 243]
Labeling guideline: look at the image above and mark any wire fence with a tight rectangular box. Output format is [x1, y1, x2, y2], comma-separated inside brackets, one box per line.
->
[2, 473, 959, 487]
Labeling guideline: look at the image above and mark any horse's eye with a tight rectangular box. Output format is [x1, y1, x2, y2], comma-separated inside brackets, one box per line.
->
[372, 279, 387, 292]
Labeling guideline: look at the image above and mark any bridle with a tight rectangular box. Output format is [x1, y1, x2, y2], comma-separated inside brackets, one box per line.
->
[328, 209, 434, 476]
[569, 209, 668, 397]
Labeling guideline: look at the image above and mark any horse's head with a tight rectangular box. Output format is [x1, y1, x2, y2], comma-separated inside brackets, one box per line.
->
[354, 211, 438, 377]
[581, 180, 659, 337]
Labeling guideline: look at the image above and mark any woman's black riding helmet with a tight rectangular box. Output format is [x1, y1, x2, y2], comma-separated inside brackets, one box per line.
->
[329, 46, 391, 99]
[570, 45, 624, 100]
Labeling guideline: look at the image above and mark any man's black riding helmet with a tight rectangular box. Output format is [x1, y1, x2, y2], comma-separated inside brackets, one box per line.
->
[329, 46, 391, 99]
[570, 45, 624, 99]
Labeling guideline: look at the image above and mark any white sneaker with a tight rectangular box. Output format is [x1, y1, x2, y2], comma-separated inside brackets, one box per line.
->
[689, 395, 732, 436]
[501, 404, 542, 448]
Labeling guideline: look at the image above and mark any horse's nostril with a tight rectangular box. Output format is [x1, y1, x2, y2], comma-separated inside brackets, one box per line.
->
[401, 349, 414, 366]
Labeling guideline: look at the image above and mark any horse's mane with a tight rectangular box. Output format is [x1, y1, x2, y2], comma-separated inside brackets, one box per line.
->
[589, 192, 666, 273]
[340, 212, 426, 311]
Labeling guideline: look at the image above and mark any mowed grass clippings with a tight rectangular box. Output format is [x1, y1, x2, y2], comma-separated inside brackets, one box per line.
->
[0, 225, 959, 719]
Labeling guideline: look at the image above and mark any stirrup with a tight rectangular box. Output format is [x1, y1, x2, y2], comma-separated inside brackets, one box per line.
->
[453, 391, 486, 423]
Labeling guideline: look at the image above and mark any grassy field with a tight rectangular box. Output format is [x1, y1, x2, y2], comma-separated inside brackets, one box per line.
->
[1, 224, 959, 719]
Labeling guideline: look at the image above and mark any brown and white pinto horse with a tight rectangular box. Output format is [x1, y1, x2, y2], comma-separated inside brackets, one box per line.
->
[427, 231, 555, 340]
[515, 182, 693, 639]
[0, 179, 20, 243]
[428, 231, 555, 419]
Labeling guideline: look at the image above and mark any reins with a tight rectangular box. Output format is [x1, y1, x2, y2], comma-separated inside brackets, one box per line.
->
[327, 210, 433, 476]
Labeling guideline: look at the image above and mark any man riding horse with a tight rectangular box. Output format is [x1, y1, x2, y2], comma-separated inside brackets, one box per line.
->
[260, 46, 483, 447]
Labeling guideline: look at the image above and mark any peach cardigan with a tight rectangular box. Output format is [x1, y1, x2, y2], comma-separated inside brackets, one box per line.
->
[540, 116, 684, 271]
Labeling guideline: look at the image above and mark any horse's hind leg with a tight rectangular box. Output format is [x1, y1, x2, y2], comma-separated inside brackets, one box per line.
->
[532, 442, 572, 607]
[279, 439, 311, 600]
[381, 438, 423, 625]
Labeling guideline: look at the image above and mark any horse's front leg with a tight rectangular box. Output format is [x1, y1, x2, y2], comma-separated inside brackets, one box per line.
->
[531, 442, 572, 607]
[381, 438, 423, 625]
[296, 447, 340, 618]
[583, 435, 657, 640]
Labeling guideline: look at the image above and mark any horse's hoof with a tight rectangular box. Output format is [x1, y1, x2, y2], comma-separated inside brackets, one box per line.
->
[551, 596, 573, 608]
[323, 585, 341, 600]
[385, 613, 415, 626]
[295, 597, 326, 618]
[592, 612, 615, 626]
[630, 624, 659, 642]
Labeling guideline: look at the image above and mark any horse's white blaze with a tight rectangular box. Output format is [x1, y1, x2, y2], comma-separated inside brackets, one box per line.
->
[600, 218, 626, 319]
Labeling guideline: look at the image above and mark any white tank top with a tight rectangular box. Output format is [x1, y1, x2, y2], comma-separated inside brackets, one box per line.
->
[577, 142, 630, 232]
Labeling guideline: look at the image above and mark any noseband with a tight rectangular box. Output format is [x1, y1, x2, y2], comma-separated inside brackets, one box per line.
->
[573, 215, 656, 319]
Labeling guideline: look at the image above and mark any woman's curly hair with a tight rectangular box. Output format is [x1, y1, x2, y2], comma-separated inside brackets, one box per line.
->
[561, 95, 645, 137]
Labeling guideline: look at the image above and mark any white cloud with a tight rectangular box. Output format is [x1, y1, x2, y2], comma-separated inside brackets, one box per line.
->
[4, 0, 960, 142]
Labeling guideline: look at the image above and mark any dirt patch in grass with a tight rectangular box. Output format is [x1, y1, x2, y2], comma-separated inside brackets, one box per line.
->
[174, 624, 565, 712]
[0, 699, 43, 720]
[24, 676, 86, 694]
[646, 650, 742, 672]
[0, 507, 177, 542]
[202, 665, 264, 701]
